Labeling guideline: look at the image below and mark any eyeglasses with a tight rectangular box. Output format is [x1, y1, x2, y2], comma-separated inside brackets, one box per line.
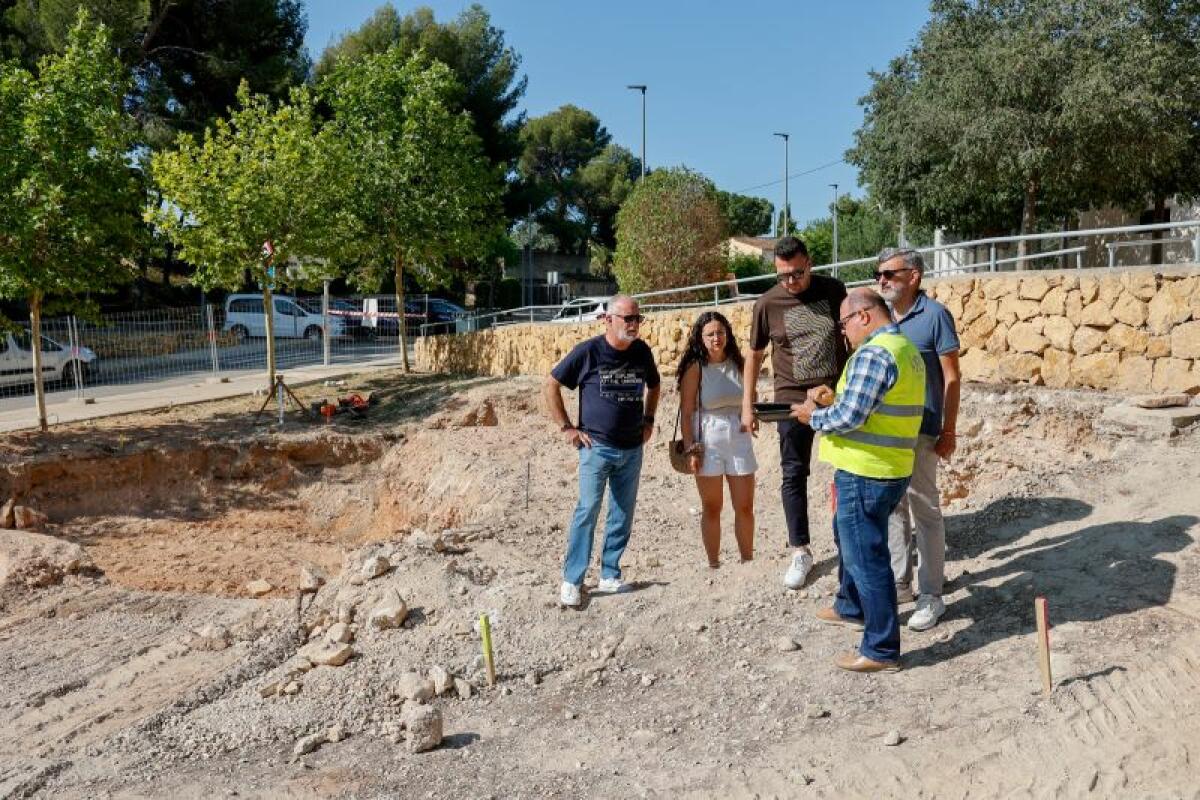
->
[777, 270, 808, 284]
[874, 267, 913, 282]
[609, 313, 645, 324]
[837, 309, 865, 331]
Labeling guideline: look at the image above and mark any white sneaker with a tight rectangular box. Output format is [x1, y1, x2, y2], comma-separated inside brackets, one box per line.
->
[783, 551, 814, 590]
[595, 577, 628, 594]
[908, 594, 945, 631]
[560, 582, 581, 607]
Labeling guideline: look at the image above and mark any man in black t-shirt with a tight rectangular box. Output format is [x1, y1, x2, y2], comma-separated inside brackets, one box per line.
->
[740, 236, 848, 590]
[545, 295, 661, 608]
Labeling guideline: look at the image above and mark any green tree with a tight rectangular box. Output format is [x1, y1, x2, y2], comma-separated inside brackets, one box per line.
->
[613, 168, 728, 295]
[518, 104, 612, 254]
[576, 144, 640, 257]
[323, 47, 502, 371]
[314, 3, 526, 195]
[0, 14, 142, 431]
[847, 0, 1197, 265]
[149, 83, 354, 389]
[799, 195, 934, 282]
[717, 191, 774, 237]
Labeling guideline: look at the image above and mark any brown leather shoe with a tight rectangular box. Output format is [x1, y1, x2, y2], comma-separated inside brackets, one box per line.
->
[835, 651, 900, 673]
[815, 607, 865, 630]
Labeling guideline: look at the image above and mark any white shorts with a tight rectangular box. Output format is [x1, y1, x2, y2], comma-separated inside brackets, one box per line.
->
[695, 408, 758, 477]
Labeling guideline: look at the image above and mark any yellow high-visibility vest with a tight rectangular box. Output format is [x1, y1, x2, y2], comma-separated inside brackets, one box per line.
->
[818, 331, 926, 479]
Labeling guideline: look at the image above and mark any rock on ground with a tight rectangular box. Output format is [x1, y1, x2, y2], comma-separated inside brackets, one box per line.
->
[403, 705, 443, 753]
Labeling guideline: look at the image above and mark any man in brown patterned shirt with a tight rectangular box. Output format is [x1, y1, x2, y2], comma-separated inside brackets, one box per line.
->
[741, 236, 848, 589]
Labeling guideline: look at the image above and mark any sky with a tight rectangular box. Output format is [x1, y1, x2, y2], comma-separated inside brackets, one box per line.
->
[304, 0, 931, 229]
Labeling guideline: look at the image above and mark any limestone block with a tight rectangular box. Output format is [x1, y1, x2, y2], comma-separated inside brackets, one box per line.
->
[960, 296, 988, 326]
[1164, 275, 1198, 301]
[1106, 323, 1148, 355]
[1147, 336, 1171, 359]
[1152, 358, 1200, 393]
[982, 278, 1011, 300]
[1110, 293, 1148, 327]
[986, 323, 1010, 353]
[1061, 274, 1079, 291]
[1071, 326, 1106, 356]
[1041, 349, 1073, 388]
[986, 299, 1000, 319]
[1147, 291, 1192, 335]
[1078, 276, 1099, 304]
[1040, 287, 1066, 316]
[1065, 291, 1084, 325]
[998, 353, 1043, 383]
[960, 349, 999, 382]
[944, 293, 964, 320]
[1116, 355, 1154, 391]
[1019, 275, 1052, 301]
[1098, 275, 1123, 308]
[1006, 322, 1049, 354]
[998, 296, 1040, 323]
[1121, 270, 1157, 300]
[1078, 301, 1115, 328]
[1071, 351, 1120, 389]
[1043, 316, 1075, 351]
[1170, 320, 1200, 359]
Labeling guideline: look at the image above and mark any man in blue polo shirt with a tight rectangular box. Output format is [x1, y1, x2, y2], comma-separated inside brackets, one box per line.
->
[874, 248, 961, 631]
[544, 295, 661, 608]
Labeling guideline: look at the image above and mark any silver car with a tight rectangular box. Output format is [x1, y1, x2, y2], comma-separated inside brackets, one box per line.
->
[0, 329, 98, 389]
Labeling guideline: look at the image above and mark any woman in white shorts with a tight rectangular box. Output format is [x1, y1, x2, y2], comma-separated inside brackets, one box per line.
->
[678, 311, 758, 567]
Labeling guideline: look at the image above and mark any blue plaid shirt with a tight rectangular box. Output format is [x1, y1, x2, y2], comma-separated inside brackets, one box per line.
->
[810, 325, 900, 434]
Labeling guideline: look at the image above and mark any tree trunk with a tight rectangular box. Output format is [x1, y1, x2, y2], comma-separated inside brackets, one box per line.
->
[1017, 180, 1039, 271]
[1151, 195, 1167, 266]
[30, 291, 48, 433]
[395, 255, 410, 373]
[262, 283, 276, 392]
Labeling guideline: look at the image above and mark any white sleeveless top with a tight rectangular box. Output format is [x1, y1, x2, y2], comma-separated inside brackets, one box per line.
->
[699, 360, 744, 411]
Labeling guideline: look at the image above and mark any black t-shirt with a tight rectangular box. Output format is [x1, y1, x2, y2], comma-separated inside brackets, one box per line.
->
[551, 335, 660, 449]
[749, 275, 848, 402]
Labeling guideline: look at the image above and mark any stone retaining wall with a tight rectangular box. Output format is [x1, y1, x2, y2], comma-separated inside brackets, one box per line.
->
[416, 265, 1200, 393]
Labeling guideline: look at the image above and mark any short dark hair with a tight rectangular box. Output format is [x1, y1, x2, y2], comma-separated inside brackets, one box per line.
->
[774, 236, 808, 262]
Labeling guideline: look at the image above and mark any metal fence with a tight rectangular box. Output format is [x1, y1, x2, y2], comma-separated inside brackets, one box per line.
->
[0, 293, 428, 402]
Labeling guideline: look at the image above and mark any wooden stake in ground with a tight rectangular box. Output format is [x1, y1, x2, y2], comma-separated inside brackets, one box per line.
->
[1035, 596, 1052, 695]
[479, 613, 497, 687]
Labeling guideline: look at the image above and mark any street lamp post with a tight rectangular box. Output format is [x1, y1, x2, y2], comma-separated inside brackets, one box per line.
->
[627, 85, 647, 178]
[773, 132, 789, 236]
[830, 183, 840, 265]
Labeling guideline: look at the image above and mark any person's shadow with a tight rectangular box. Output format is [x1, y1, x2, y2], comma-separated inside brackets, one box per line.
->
[904, 501, 1197, 669]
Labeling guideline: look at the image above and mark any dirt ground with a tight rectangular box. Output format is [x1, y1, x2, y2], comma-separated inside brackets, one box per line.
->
[1, 369, 1199, 799]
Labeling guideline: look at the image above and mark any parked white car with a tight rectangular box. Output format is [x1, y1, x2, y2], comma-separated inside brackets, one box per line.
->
[0, 329, 97, 389]
[223, 294, 346, 341]
[550, 296, 609, 324]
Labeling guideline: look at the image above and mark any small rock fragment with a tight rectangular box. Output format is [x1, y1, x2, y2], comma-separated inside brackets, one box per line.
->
[282, 681, 301, 695]
[298, 641, 354, 667]
[326, 723, 346, 743]
[1132, 393, 1190, 409]
[246, 579, 273, 597]
[453, 677, 473, 699]
[293, 732, 326, 756]
[403, 705, 443, 753]
[360, 555, 391, 581]
[524, 671, 540, 688]
[299, 565, 326, 593]
[804, 704, 828, 720]
[325, 622, 354, 644]
[398, 671, 436, 703]
[640, 674, 655, 687]
[883, 730, 903, 747]
[258, 681, 281, 698]
[190, 623, 232, 652]
[776, 635, 800, 653]
[369, 593, 409, 630]
[336, 603, 355, 624]
[428, 665, 454, 696]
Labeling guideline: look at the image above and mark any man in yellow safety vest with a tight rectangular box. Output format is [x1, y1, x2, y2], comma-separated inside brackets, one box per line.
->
[789, 287, 926, 672]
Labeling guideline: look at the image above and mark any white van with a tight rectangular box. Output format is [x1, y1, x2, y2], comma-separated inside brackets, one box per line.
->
[0, 330, 98, 389]
[223, 294, 345, 341]
[550, 296, 609, 324]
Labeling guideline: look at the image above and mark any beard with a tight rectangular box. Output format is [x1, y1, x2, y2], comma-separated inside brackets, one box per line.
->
[877, 283, 901, 303]
[615, 328, 639, 344]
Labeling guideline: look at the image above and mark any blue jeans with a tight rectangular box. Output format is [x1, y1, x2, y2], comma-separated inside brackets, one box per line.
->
[562, 443, 644, 586]
[832, 469, 910, 663]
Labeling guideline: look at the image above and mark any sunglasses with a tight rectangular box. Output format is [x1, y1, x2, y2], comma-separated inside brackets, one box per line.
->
[874, 267, 913, 282]
[609, 313, 645, 324]
[777, 270, 808, 284]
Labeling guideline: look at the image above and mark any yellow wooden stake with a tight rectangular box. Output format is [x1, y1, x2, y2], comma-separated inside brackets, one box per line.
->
[1035, 596, 1052, 696]
[479, 613, 496, 687]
